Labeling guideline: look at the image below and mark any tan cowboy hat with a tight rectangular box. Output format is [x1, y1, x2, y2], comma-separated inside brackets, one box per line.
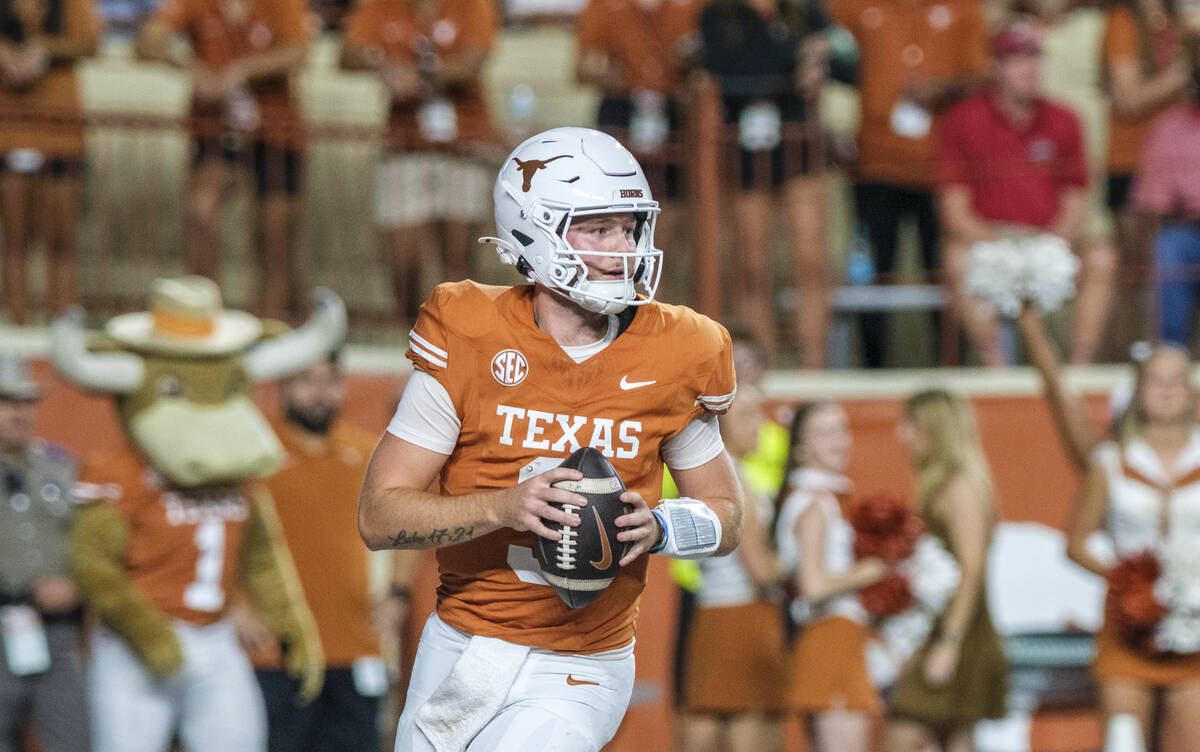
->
[105, 276, 262, 356]
[0, 354, 40, 401]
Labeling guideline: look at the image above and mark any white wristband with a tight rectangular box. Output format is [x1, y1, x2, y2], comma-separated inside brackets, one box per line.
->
[649, 497, 722, 560]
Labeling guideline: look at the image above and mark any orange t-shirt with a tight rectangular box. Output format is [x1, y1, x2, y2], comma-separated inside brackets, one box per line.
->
[404, 280, 736, 654]
[576, 0, 703, 95]
[80, 452, 250, 626]
[151, 0, 309, 142]
[256, 420, 380, 667]
[1102, 5, 1182, 174]
[831, 0, 988, 188]
[342, 0, 498, 149]
[0, 0, 102, 157]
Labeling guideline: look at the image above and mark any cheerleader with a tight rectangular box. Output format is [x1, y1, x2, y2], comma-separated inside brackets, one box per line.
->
[1065, 343, 1200, 752]
[1021, 303, 1200, 750]
[775, 400, 886, 752]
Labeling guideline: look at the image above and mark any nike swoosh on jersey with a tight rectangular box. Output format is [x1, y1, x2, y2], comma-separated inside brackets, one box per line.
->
[619, 376, 656, 390]
[566, 675, 600, 686]
[588, 506, 613, 570]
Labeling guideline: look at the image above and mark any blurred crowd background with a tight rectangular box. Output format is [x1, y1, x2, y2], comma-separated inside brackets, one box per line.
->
[3, 0, 1200, 368]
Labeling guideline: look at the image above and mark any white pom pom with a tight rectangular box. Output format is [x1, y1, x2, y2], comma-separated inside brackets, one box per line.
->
[965, 240, 1025, 318]
[1022, 234, 1080, 314]
[965, 234, 1080, 318]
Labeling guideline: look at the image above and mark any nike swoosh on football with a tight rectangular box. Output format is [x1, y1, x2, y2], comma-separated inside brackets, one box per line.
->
[566, 675, 600, 686]
[619, 376, 656, 390]
[588, 506, 613, 570]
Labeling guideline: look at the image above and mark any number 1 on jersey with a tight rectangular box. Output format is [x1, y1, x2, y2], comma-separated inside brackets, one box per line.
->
[183, 519, 226, 612]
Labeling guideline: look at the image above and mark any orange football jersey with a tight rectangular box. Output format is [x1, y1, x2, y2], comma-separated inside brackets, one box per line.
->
[79, 451, 251, 626]
[405, 281, 736, 653]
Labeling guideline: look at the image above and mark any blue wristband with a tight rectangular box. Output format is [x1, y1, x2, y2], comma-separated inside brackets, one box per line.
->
[648, 508, 668, 554]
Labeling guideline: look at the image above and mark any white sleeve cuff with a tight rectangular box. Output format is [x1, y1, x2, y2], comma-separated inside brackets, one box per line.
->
[386, 371, 460, 455]
[662, 413, 724, 471]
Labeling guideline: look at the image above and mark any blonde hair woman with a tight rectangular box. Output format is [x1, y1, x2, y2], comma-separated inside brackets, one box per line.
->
[886, 389, 1008, 752]
[775, 400, 886, 752]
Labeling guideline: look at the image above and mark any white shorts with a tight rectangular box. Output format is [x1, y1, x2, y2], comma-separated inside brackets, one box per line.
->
[394, 613, 635, 752]
[375, 152, 492, 228]
[90, 619, 266, 752]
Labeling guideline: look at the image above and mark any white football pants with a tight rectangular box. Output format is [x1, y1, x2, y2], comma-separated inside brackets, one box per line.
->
[90, 620, 266, 752]
[395, 613, 635, 752]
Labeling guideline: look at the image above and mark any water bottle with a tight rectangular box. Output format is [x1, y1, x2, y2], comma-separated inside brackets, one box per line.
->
[846, 226, 875, 285]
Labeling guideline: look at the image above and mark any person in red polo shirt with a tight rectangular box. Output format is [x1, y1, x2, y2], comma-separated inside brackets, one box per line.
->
[938, 23, 1107, 367]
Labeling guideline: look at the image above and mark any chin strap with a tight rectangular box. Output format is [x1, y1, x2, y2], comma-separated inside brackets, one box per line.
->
[649, 497, 723, 559]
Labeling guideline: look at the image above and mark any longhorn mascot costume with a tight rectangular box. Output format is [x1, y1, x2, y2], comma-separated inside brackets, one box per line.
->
[52, 276, 347, 752]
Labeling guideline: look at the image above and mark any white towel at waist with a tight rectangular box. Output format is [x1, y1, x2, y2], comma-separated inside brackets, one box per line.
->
[415, 633, 531, 752]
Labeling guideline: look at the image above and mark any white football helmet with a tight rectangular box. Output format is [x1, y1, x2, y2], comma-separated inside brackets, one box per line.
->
[482, 127, 662, 315]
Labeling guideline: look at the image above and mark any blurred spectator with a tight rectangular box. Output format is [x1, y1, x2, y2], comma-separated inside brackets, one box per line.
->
[677, 385, 785, 752]
[1132, 42, 1200, 349]
[340, 0, 498, 328]
[236, 354, 420, 752]
[1102, 0, 1188, 316]
[1022, 0, 1121, 365]
[698, 0, 836, 367]
[575, 0, 702, 299]
[831, 0, 988, 368]
[887, 389, 1008, 752]
[0, 0, 100, 324]
[0, 354, 89, 752]
[938, 23, 1104, 366]
[135, 0, 310, 321]
[774, 400, 884, 752]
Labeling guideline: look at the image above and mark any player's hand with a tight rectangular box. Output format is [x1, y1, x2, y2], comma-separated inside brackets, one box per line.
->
[614, 491, 658, 566]
[494, 467, 587, 542]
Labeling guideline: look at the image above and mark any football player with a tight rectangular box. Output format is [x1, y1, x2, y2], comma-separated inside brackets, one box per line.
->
[359, 126, 744, 751]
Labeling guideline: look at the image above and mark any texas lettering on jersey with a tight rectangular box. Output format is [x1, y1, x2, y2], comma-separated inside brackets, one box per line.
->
[404, 281, 735, 654]
[495, 404, 642, 458]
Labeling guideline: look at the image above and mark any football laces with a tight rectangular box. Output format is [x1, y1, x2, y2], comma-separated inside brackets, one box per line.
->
[555, 503, 580, 569]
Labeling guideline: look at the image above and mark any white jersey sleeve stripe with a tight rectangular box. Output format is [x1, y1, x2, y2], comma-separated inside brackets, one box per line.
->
[410, 330, 448, 359]
[662, 413, 724, 471]
[409, 340, 448, 369]
[696, 393, 736, 410]
[387, 370, 461, 455]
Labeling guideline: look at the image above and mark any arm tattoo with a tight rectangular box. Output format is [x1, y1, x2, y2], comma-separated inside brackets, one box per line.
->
[390, 526, 475, 548]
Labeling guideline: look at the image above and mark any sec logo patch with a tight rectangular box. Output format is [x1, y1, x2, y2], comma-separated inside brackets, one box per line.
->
[491, 349, 529, 386]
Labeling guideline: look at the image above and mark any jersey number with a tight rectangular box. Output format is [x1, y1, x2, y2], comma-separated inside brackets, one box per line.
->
[183, 519, 226, 612]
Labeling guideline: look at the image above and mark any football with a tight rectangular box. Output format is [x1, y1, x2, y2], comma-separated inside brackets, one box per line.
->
[533, 447, 631, 608]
